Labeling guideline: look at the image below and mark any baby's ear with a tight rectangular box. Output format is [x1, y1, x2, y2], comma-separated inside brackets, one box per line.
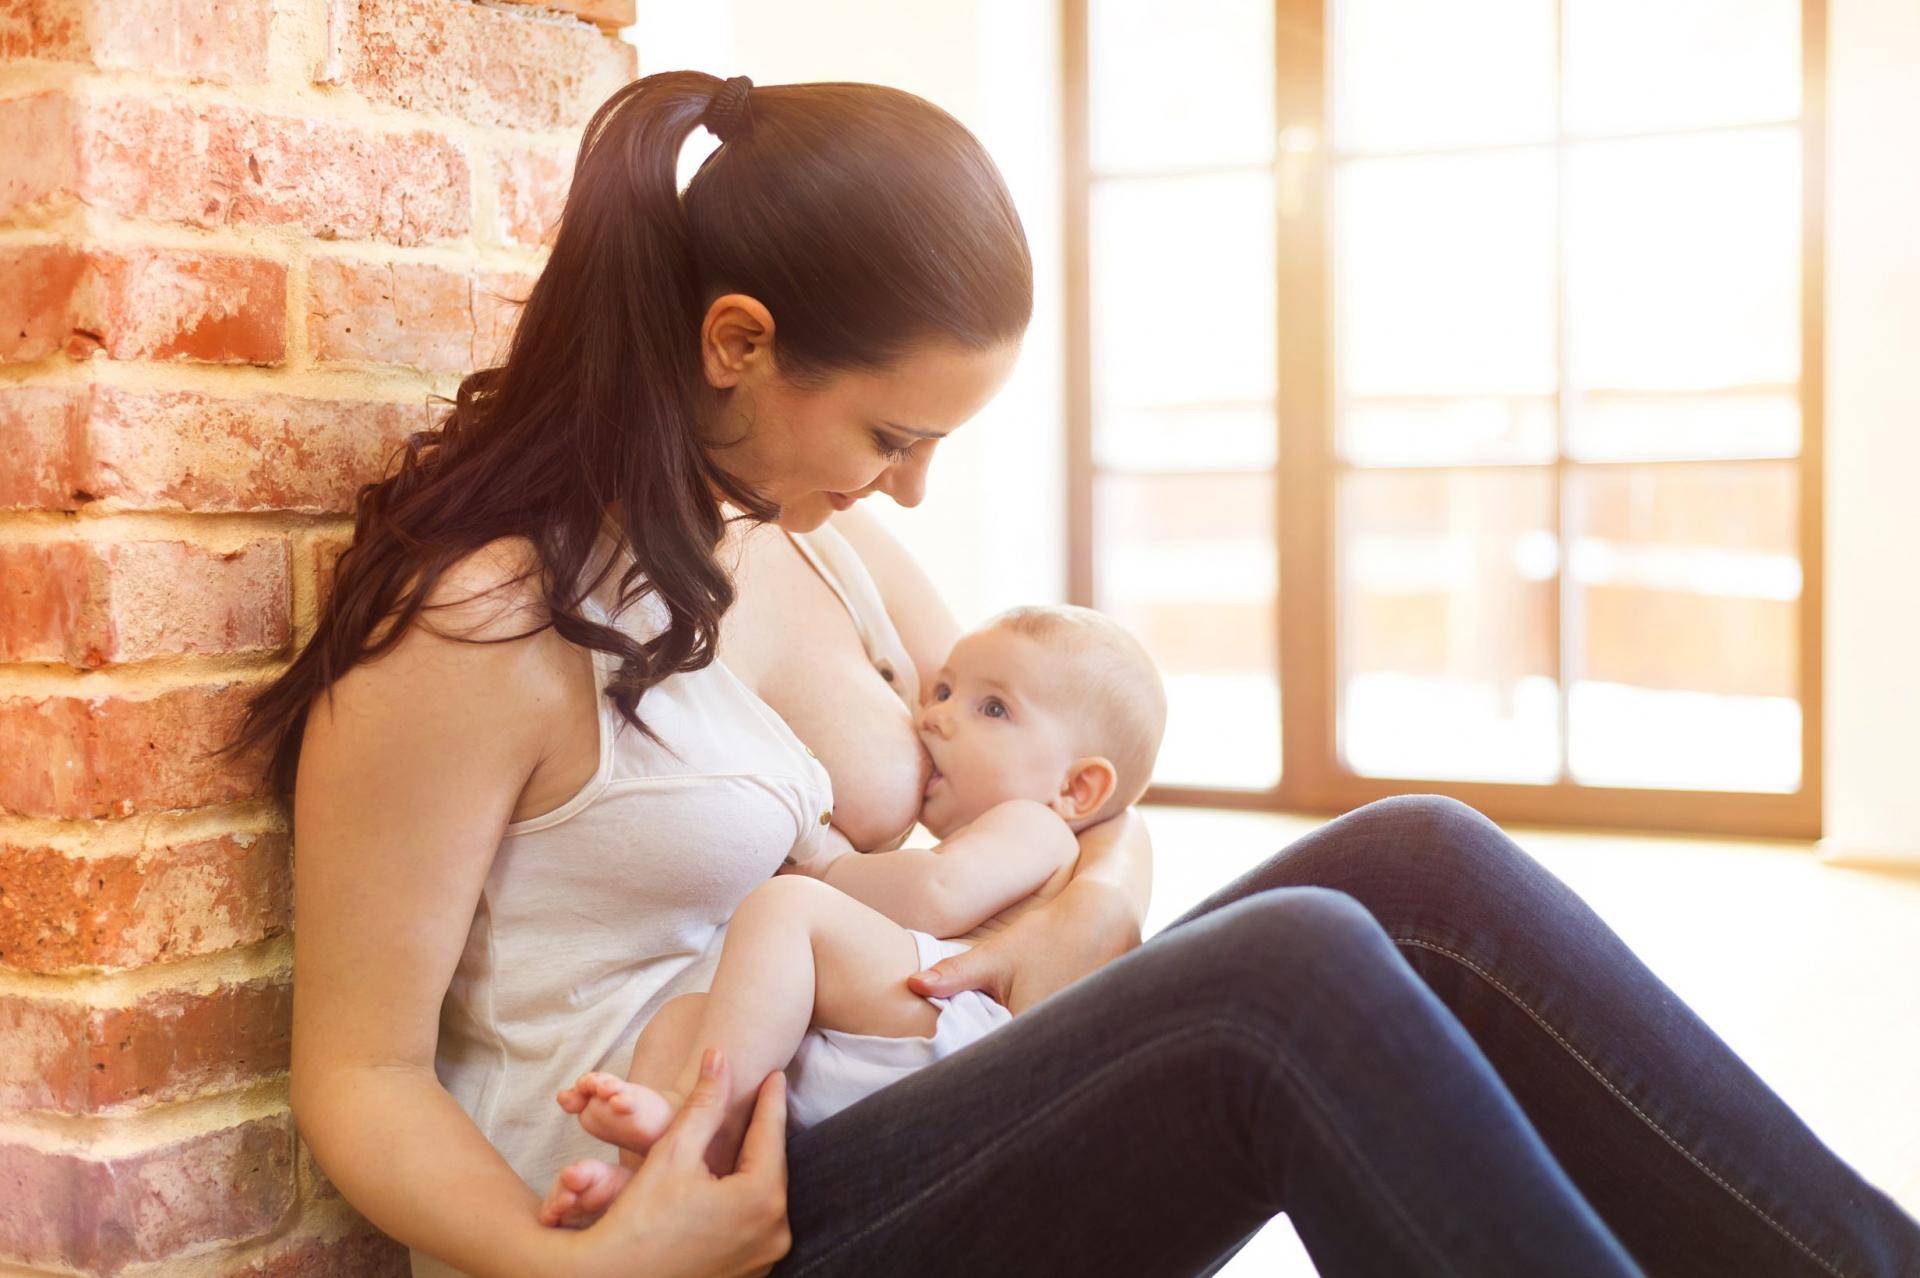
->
[1054, 757, 1118, 823]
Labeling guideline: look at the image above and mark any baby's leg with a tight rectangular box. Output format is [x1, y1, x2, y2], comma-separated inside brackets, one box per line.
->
[539, 995, 706, 1228]
[676, 875, 937, 1172]
[555, 994, 705, 1169]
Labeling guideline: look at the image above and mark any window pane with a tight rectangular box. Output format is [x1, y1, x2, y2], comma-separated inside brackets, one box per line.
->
[1567, 129, 1801, 392]
[1089, 0, 1274, 172]
[1331, 0, 1556, 153]
[1095, 402, 1277, 472]
[1336, 150, 1558, 399]
[1096, 472, 1280, 789]
[1343, 396, 1557, 467]
[1567, 464, 1801, 791]
[1339, 470, 1559, 782]
[1092, 172, 1277, 408]
[1564, 0, 1801, 135]
[1567, 389, 1800, 462]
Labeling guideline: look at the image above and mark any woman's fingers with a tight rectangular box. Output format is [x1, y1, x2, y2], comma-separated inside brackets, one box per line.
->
[908, 945, 1005, 1002]
[734, 1069, 789, 1187]
[655, 1047, 730, 1170]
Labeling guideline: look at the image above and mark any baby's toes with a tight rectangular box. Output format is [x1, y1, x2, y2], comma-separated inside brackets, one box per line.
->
[537, 1177, 578, 1228]
[563, 1159, 634, 1217]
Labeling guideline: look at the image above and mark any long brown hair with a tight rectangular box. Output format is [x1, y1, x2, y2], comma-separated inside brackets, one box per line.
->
[220, 71, 1034, 800]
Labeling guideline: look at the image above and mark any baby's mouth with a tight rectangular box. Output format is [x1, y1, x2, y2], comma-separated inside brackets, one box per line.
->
[924, 769, 943, 798]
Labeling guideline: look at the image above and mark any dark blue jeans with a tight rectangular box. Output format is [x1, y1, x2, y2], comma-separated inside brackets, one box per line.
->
[774, 796, 1920, 1276]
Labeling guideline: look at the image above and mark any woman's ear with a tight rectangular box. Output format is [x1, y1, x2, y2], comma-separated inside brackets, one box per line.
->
[700, 293, 776, 389]
[1053, 757, 1119, 823]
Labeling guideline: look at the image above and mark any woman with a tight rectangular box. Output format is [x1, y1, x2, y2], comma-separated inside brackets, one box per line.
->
[226, 72, 1920, 1276]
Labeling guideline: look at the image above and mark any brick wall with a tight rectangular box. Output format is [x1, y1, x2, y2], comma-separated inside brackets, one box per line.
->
[0, 2, 634, 1272]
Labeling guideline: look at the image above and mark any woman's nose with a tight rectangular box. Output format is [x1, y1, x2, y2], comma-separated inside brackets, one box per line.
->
[878, 444, 935, 508]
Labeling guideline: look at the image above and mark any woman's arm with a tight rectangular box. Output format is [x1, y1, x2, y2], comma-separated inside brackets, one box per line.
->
[291, 540, 788, 1278]
[905, 807, 1153, 1014]
[291, 542, 583, 1278]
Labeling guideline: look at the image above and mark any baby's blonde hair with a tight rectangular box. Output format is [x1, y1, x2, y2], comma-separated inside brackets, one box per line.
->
[985, 603, 1167, 826]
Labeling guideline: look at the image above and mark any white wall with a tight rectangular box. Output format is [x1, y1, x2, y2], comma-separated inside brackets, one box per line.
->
[626, 0, 1068, 629]
[1822, 0, 1920, 865]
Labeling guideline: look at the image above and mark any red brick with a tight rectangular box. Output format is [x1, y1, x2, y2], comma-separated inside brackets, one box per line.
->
[0, 92, 80, 222]
[0, 385, 428, 514]
[76, 97, 470, 246]
[338, 0, 635, 131]
[492, 141, 572, 249]
[0, 830, 292, 974]
[0, 974, 290, 1113]
[0, 1113, 294, 1273]
[306, 258, 470, 373]
[0, 682, 271, 820]
[0, 539, 292, 666]
[0, 244, 89, 362]
[306, 259, 536, 374]
[0, 384, 89, 508]
[229, 1221, 409, 1278]
[0, 0, 272, 85]
[0, 246, 285, 366]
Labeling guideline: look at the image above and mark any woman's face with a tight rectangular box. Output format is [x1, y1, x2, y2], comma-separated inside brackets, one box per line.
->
[697, 294, 1020, 532]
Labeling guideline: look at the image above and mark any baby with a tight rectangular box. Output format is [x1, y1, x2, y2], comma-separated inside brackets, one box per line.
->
[538, 603, 1167, 1226]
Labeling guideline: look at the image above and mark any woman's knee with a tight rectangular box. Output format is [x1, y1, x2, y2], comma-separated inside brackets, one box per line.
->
[1179, 887, 1395, 990]
[1336, 794, 1534, 879]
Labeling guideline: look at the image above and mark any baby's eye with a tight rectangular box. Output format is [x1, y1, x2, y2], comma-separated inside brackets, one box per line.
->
[981, 697, 1008, 720]
[931, 683, 950, 702]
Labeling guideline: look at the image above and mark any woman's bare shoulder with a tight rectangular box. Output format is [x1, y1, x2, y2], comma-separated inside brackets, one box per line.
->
[381, 534, 555, 646]
[335, 535, 577, 753]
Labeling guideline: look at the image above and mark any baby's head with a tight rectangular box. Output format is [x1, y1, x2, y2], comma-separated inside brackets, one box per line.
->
[917, 604, 1167, 839]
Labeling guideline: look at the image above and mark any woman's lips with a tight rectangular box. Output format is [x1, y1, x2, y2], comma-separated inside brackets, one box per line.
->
[827, 491, 856, 510]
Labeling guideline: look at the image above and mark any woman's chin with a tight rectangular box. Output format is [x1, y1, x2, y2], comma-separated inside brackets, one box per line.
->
[775, 493, 836, 533]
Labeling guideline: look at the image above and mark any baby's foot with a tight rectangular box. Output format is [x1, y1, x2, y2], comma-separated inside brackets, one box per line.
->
[555, 1070, 680, 1157]
[538, 1158, 633, 1228]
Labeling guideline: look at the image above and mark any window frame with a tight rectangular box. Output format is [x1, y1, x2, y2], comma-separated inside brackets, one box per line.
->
[1062, 0, 1827, 839]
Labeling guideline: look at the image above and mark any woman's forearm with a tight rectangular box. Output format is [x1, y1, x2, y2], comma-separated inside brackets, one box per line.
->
[293, 1063, 576, 1278]
[1066, 806, 1153, 932]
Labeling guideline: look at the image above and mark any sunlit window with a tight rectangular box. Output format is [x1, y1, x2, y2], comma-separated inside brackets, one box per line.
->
[1074, 0, 1817, 828]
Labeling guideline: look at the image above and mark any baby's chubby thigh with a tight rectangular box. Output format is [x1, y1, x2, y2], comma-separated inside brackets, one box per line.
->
[731, 875, 941, 1041]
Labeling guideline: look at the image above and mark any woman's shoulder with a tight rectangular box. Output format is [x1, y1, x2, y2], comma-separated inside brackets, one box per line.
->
[416, 535, 555, 642]
[351, 535, 579, 722]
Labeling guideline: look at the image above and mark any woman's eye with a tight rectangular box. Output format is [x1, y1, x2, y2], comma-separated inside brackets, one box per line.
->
[981, 698, 1008, 719]
[874, 434, 916, 463]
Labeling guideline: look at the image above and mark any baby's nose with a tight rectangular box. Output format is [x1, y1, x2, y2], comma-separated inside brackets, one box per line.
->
[919, 705, 948, 738]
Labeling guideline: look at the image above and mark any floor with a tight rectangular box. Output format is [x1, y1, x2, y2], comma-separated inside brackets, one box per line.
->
[1136, 804, 1920, 1276]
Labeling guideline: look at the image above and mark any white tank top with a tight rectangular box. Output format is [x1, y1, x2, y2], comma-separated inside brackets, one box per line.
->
[411, 521, 914, 1278]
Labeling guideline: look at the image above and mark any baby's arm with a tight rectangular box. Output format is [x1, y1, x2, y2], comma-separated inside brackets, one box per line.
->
[814, 799, 1079, 937]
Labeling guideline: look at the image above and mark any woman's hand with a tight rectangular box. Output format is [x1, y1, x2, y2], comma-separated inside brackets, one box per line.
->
[556, 1051, 792, 1278]
[908, 808, 1151, 1015]
[907, 875, 1141, 1015]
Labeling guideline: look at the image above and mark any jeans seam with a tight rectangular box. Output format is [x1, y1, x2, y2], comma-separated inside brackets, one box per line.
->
[785, 1017, 1457, 1277]
[1393, 934, 1853, 1278]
